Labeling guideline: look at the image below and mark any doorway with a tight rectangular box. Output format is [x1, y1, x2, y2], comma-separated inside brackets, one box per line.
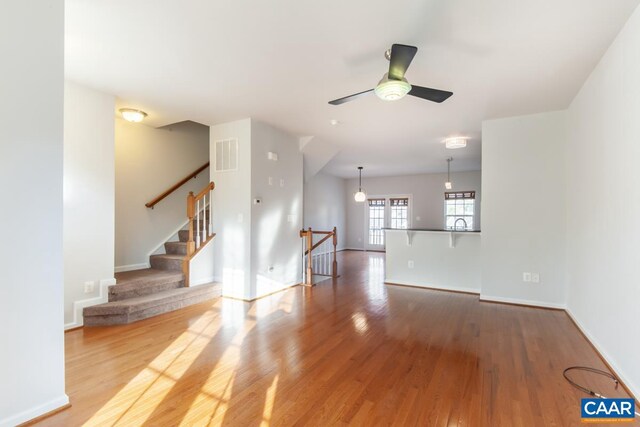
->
[364, 195, 411, 251]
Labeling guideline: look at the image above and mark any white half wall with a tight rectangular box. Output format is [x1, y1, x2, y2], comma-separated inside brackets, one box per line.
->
[251, 121, 303, 298]
[481, 111, 567, 308]
[115, 120, 209, 269]
[63, 81, 115, 327]
[565, 5, 640, 398]
[345, 171, 482, 249]
[0, 1, 68, 425]
[303, 172, 347, 251]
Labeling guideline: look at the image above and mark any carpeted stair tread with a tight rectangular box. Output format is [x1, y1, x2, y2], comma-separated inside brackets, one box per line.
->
[149, 253, 185, 271]
[83, 284, 221, 325]
[164, 241, 188, 255]
[110, 268, 184, 301]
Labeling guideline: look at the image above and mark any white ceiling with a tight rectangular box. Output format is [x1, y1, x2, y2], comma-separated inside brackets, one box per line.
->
[66, 0, 639, 178]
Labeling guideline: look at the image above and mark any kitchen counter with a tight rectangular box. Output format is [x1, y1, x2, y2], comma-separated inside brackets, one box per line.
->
[384, 228, 481, 293]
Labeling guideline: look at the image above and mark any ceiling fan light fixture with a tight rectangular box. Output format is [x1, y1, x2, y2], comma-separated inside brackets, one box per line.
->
[445, 137, 467, 149]
[119, 108, 147, 123]
[374, 74, 412, 101]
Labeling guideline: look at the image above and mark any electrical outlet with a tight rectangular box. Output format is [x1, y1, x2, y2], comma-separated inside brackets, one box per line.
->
[523, 272, 531, 282]
[531, 273, 540, 283]
[287, 214, 295, 223]
[84, 281, 95, 293]
[408, 260, 414, 269]
[268, 176, 273, 186]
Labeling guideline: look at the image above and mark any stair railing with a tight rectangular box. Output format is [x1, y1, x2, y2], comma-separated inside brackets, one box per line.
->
[145, 162, 210, 209]
[299, 227, 338, 286]
[183, 181, 215, 286]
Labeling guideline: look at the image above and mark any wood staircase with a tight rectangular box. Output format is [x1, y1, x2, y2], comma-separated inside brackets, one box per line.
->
[84, 178, 218, 326]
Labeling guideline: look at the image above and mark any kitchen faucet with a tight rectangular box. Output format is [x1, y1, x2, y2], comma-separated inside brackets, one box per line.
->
[454, 218, 468, 231]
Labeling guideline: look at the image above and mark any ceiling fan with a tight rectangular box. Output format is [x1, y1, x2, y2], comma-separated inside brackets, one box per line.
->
[328, 44, 453, 105]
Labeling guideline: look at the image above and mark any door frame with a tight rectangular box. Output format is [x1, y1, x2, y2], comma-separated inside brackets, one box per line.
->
[363, 194, 413, 251]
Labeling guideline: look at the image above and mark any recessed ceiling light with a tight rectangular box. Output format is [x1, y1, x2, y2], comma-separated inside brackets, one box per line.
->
[119, 108, 147, 123]
[444, 137, 467, 149]
[330, 119, 339, 126]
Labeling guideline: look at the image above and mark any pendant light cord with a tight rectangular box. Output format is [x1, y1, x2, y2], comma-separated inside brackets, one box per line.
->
[563, 366, 640, 417]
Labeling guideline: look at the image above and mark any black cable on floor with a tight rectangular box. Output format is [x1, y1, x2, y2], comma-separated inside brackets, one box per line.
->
[563, 366, 640, 417]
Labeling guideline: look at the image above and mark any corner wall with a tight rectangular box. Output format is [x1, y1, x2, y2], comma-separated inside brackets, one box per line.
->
[303, 172, 347, 250]
[481, 111, 567, 308]
[251, 121, 303, 297]
[63, 81, 115, 327]
[0, 1, 68, 425]
[565, 4, 640, 398]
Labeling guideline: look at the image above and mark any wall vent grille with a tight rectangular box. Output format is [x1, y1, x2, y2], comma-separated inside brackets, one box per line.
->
[214, 138, 238, 172]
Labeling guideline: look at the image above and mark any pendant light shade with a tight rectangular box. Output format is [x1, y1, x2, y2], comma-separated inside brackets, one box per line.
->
[354, 166, 366, 202]
[445, 157, 453, 189]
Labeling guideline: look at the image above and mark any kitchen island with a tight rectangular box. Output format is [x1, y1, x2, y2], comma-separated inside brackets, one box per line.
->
[384, 228, 481, 293]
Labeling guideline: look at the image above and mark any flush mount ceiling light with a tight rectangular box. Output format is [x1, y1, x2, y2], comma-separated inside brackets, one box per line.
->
[119, 108, 147, 123]
[354, 166, 366, 202]
[444, 137, 467, 149]
[374, 73, 412, 101]
[445, 157, 453, 190]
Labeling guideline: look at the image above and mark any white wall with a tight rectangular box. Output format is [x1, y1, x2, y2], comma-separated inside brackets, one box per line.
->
[386, 230, 482, 293]
[210, 119, 252, 299]
[303, 172, 347, 250]
[481, 111, 567, 308]
[345, 171, 482, 249]
[565, 5, 640, 399]
[63, 81, 115, 327]
[115, 120, 209, 270]
[251, 121, 303, 297]
[0, 1, 68, 425]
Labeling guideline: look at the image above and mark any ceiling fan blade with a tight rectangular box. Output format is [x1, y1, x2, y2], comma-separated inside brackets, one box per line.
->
[408, 85, 453, 103]
[328, 89, 374, 105]
[388, 44, 418, 80]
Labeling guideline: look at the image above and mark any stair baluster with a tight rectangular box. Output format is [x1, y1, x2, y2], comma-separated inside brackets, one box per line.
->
[299, 227, 339, 286]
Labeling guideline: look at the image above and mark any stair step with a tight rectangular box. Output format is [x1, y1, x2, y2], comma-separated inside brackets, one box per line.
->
[149, 254, 184, 271]
[83, 284, 221, 326]
[165, 241, 187, 255]
[179, 229, 216, 243]
[110, 269, 184, 301]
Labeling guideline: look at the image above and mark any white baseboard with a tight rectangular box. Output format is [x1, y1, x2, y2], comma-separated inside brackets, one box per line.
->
[479, 295, 566, 310]
[565, 308, 639, 400]
[0, 393, 69, 427]
[115, 262, 150, 273]
[190, 275, 217, 287]
[385, 280, 479, 295]
[64, 277, 116, 330]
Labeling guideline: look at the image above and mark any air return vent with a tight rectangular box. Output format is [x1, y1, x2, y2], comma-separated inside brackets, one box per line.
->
[214, 138, 238, 172]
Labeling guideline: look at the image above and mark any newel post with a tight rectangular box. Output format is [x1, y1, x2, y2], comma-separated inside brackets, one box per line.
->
[306, 227, 313, 286]
[332, 226, 338, 278]
[183, 191, 196, 286]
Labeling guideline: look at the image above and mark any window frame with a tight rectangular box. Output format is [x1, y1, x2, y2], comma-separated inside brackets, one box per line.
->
[444, 191, 476, 231]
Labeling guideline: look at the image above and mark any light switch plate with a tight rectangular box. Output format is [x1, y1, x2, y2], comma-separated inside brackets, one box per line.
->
[532, 273, 540, 283]
[84, 281, 95, 293]
[408, 260, 414, 269]
[523, 272, 531, 282]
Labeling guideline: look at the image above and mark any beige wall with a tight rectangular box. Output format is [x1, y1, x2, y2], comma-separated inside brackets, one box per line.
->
[115, 120, 209, 270]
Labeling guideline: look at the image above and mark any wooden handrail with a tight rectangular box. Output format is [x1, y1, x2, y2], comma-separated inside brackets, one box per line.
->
[300, 227, 338, 286]
[145, 162, 210, 209]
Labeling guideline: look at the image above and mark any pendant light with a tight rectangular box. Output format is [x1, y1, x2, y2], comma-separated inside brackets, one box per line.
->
[445, 157, 453, 190]
[354, 166, 366, 202]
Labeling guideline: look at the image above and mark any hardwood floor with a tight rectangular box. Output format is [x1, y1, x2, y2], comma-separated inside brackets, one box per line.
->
[38, 251, 636, 426]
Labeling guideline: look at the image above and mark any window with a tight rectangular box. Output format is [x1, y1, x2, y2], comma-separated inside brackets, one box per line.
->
[368, 199, 385, 245]
[390, 198, 409, 229]
[445, 191, 475, 230]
